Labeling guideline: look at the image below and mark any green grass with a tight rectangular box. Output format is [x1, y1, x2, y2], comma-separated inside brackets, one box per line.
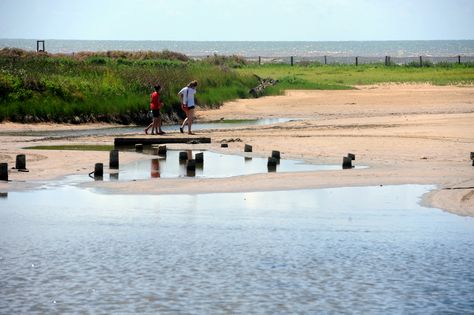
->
[238, 63, 474, 89]
[24, 144, 114, 151]
[1, 49, 473, 124]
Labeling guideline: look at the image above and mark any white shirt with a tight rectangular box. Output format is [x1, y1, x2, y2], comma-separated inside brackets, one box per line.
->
[179, 87, 196, 107]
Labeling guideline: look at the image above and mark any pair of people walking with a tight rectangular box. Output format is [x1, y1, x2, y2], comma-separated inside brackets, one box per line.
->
[144, 80, 198, 135]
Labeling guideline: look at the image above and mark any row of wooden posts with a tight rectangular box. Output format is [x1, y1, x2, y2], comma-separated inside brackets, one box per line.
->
[3, 151, 473, 182]
[280, 55, 466, 67]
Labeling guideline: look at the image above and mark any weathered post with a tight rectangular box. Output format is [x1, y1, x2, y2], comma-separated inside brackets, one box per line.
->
[94, 163, 104, 178]
[135, 144, 143, 152]
[419, 56, 423, 67]
[324, 55, 327, 65]
[0, 163, 8, 181]
[471, 152, 474, 166]
[221, 143, 228, 148]
[271, 150, 281, 161]
[267, 157, 278, 172]
[290, 56, 294, 66]
[342, 156, 353, 169]
[347, 153, 356, 161]
[258, 56, 261, 65]
[15, 154, 26, 170]
[458, 55, 461, 65]
[244, 144, 252, 152]
[355, 56, 359, 66]
[109, 150, 119, 169]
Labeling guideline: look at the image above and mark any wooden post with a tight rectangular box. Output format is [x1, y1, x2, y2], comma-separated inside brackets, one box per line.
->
[271, 150, 281, 160]
[342, 157, 352, 169]
[290, 56, 294, 66]
[36, 40, 45, 52]
[267, 157, 278, 172]
[470, 152, 474, 160]
[0, 163, 8, 181]
[355, 56, 359, 66]
[94, 163, 104, 177]
[419, 56, 423, 67]
[347, 153, 355, 161]
[109, 150, 119, 169]
[324, 55, 327, 65]
[221, 143, 228, 148]
[15, 154, 26, 170]
[458, 55, 461, 64]
[258, 56, 261, 65]
[244, 144, 252, 152]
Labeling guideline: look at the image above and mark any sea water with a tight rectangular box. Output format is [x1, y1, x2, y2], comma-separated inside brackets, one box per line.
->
[1, 185, 473, 314]
[1, 39, 474, 57]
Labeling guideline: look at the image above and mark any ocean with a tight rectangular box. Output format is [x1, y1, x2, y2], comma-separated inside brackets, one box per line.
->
[1, 38, 474, 58]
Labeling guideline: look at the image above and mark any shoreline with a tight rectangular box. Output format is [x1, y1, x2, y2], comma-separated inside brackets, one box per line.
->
[1, 83, 473, 216]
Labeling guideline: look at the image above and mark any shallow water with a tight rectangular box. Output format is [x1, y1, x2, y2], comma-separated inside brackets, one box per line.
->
[92, 150, 349, 181]
[1, 185, 473, 314]
[0, 118, 294, 138]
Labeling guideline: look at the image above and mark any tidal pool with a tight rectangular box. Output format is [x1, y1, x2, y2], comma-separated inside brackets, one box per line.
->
[97, 150, 350, 181]
[1, 185, 473, 314]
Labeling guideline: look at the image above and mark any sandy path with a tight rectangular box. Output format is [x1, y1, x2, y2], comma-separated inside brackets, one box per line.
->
[1, 84, 473, 216]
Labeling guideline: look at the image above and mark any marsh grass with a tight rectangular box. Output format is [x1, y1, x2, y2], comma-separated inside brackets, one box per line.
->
[1, 49, 473, 124]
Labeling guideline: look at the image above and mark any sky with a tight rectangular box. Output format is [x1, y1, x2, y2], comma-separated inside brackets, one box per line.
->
[0, 0, 473, 41]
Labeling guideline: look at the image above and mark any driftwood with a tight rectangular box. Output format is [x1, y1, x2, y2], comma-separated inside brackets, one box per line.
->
[249, 74, 277, 98]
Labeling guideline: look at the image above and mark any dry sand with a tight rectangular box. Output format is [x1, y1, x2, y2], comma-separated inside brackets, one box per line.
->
[1, 83, 474, 216]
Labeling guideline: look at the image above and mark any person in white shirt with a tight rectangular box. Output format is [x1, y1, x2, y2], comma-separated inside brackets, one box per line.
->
[178, 80, 198, 135]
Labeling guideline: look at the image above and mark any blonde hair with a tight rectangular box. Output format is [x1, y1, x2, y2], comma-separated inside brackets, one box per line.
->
[188, 80, 198, 88]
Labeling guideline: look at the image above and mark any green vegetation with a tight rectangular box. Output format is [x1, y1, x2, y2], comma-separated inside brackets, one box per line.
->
[24, 144, 114, 151]
[1, 48, 473, 124]
[238, 63, 474, 90]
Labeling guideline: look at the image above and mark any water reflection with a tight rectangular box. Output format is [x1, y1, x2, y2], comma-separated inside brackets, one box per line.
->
[0, 185, 473, 314]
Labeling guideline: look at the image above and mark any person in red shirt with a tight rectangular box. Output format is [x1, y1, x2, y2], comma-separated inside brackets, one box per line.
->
[145, 84, 165, 135]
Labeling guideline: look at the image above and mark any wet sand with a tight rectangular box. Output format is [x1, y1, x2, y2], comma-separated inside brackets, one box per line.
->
[1, 84, 473, 216]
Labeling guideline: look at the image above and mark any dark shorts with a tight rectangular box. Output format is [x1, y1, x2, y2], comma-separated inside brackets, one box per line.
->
[152, 110, 161, 118]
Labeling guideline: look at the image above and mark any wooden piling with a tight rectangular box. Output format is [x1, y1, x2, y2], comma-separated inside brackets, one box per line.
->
[267, 157, 278, 172]
[342, 156, 353, 169]
[15, 154, 26, 170]
[470, 152, 474, 160]
[347, 153, 356, 161]
[271, 150, 281, 160]
[0, 163, 8, 181]
[94, 163, 104, 177]
[109, 150, 119, 169]
[244, 144, 252, 152]
[221, 143, 228, 148]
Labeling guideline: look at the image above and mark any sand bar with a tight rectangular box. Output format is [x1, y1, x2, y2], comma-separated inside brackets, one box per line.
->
[1, 84, 473, 216]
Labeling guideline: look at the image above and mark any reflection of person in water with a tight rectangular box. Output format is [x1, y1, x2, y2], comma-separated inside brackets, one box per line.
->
[151, 159, 160, 178]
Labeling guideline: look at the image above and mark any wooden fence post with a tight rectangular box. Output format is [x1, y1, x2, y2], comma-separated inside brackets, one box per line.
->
[290, 56, 294, 66]
[109, 150, 119, 169]
[355, 56, 359, 66]
[419, 56, 423, 67]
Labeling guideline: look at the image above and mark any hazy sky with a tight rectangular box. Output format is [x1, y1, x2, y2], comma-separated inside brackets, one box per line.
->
[1, 0, 473, 41]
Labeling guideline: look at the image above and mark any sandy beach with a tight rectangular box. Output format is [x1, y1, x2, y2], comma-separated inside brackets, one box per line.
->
[1, 83, 473, 216]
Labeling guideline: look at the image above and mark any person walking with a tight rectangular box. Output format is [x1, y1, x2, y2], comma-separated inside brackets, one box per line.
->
[145, 84, 165, 135]
[178, 80, 198, 135]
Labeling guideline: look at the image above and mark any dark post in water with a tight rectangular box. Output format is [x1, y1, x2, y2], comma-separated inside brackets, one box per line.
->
[0, 163, 8, 181]
[15, 154, 26, 170]
[109, 150, 119, 169]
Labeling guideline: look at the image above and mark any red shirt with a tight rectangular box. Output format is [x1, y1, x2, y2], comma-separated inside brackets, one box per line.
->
[150, 91, 163, 110]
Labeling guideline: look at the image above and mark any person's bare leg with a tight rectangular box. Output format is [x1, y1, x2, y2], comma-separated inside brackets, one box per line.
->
[187, 108, 195, 134]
